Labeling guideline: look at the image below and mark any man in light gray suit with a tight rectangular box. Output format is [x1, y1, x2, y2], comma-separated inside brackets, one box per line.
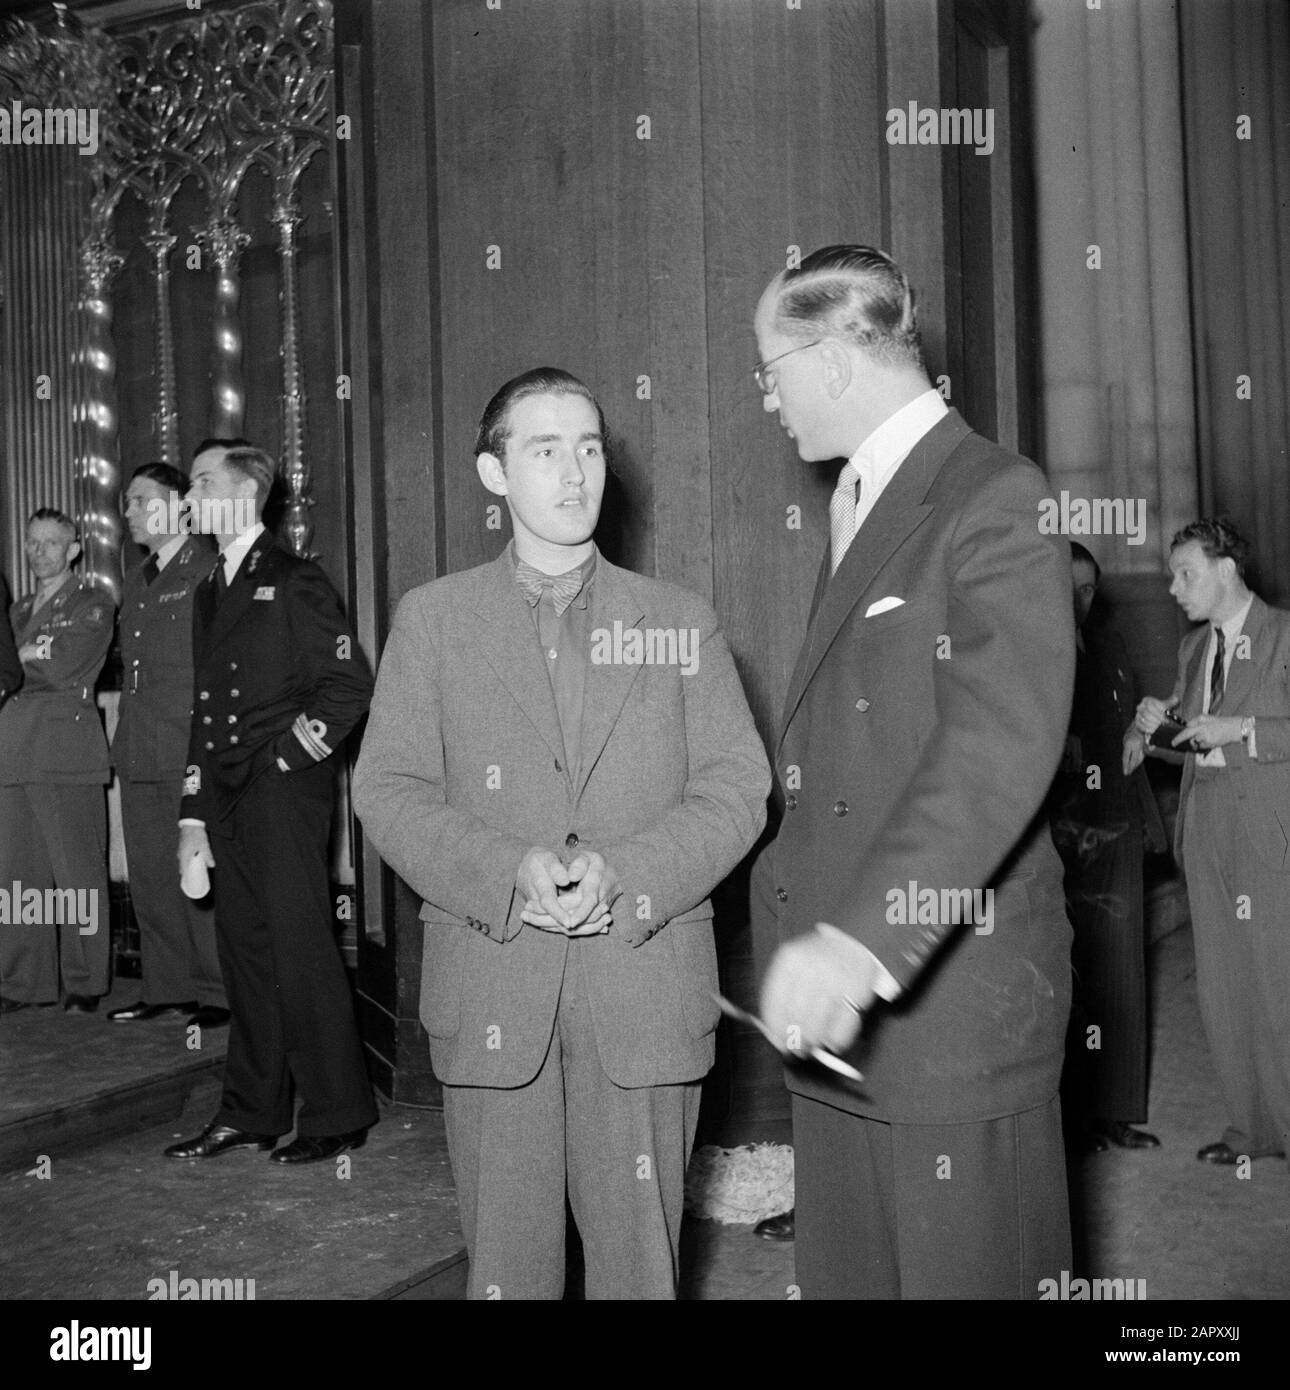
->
[353, 367, 769, 1299]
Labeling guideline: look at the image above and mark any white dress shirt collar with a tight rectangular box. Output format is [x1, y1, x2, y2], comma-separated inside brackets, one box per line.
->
[843, 389, 949, 535]
[155, 534, 187, 572]
[220, 521, 266, 583]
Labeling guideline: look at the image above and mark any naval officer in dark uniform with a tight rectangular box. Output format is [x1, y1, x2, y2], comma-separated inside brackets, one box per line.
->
[108, 463, 227, 1028]
[0, 509, 115, 1013]
[165, 442, 376, 1164]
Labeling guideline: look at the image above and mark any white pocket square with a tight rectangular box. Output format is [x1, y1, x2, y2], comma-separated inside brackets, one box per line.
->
[864, 596, 905, 618]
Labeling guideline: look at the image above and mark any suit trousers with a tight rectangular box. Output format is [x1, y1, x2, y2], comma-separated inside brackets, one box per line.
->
[442, 941, 701, 1300]
[119, 776, 224, 1008]
[792, 1090, 1071, 1299]
[1182, 772, 1290, 1161]
[209, 763, 375, 1137]
[0, 783, 109, 1002]
[1064, 822, 1149, 1124]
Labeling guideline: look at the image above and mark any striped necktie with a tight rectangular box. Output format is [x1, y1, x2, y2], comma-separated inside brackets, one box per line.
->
[1208, 627, 1225, 712]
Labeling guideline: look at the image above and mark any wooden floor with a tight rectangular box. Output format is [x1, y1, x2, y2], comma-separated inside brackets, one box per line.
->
[0, 924, 1286, 1301]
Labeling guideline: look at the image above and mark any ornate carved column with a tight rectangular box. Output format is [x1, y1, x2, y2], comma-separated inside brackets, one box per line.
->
[77, 234, 126, 603]
[196, 217, 252, 438]
[143, 216, 180, 466]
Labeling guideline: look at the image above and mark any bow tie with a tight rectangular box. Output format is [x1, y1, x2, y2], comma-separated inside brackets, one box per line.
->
[514, 559, 587, 615]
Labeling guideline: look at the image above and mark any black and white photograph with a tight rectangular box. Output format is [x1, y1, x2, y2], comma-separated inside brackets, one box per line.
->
[0, 0, 1285, 1355]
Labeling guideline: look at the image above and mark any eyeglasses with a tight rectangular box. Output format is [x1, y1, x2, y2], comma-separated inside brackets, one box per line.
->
[752, 340, 823, 395]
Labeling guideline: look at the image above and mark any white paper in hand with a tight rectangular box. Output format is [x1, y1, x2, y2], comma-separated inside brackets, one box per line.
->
[181, 849, 210, 900]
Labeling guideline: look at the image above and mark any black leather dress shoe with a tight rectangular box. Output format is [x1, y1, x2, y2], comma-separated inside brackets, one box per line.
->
[754, 1209, 795, 1241]
[164, 1122, 277, 1160]
[107, 1000, 197, 1023]
[187, 1005, 232, 1028]
[63, 994, 99, 1013]
[1100, 1121, 1161, 1150]
[1196, 1141, 1242, 1165]
[270, 1129, 367, 1165]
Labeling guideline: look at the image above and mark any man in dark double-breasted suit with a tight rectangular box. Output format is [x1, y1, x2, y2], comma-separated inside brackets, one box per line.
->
[0, 509, 115, 1012]
[164, 443, 376, 1165]
[753, 247, 1075, 1299]
[354, 369, 770, 1299]
[109, 463, 225, 1027]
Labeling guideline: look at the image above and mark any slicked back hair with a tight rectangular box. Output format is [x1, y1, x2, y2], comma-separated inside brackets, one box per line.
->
[193, 436, 251, 459]
[1170, 517, 1253, 583]
[28, 506, 77, 541]
[219, 446, 276, 504]
[129, 462, 189, 496]
[474, 367, 607, 466]
[773, 244, 924, 370]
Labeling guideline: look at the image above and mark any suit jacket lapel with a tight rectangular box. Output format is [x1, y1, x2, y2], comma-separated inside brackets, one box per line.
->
[575, 558, 645, 795]
[1180, 632, 1209, 720]
[1219, 595, 1266, 714]
[469, 551, 568, 769]
[776, 410, 969, 754]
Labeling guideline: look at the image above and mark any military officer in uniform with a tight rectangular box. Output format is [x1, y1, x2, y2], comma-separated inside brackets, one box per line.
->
[0, 572, 21, 709]
[165, 442, 376, 1164]
[0, 509, 115, 1013]
[108, 463, 227, 1028]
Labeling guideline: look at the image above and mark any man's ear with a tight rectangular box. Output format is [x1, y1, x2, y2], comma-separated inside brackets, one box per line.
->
[476, 451, 508, 496]
[67, 540, 82, 567]
[819, 342, 852, 400]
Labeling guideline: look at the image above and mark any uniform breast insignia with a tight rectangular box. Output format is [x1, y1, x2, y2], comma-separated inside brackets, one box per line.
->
[254, 586, 275, 601]
[159, 588, 186, 603]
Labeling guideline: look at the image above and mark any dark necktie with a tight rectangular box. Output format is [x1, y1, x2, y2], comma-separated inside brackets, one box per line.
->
[514, 558, 585, 616]
[142, 554, 160, 587]
[1209, 627, 1225, 713]
[212, 558, 228, 599]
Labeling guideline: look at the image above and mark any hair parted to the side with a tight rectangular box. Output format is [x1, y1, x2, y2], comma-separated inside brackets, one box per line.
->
[1169, 516, 1253, 582]
[192, 436, 251, 460]
[28, 506, 77, 540]
[474, 367, 608, 465]
[219, 445, 276, 504]
[774, 244, 924, 370]
[130, 462, 189, 495]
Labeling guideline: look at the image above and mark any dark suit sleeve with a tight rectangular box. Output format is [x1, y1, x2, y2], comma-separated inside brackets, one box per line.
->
[0, 580, 21, 705]
[270, 562, 374, 772]
[835, 463, 1075, 989]
[592, 600, 771, 947]
[351, 591, 533, 940]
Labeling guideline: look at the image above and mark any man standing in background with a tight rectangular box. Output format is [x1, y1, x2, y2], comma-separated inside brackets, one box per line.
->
[0, 509, 115, 1013]
[1052, 541, 1165, 1153]
[108, 461, 227, 1029]
[164, 442, 375, 1164]
[1130, 519, 1290, 1170]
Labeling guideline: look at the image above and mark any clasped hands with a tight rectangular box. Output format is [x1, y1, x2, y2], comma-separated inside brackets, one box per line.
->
[517, 846, 621, 937]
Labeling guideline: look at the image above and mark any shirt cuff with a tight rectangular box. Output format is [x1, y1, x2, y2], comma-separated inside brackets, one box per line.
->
[816, 922, 903, 1002]
[178, 818, 206, 828]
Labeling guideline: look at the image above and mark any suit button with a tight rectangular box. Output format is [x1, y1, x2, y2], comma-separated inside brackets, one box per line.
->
[230, 689, 239, 698]
[833, 800, 848, 816]
[855, 698, 870, 712]
[229, 662, 238, 671]
[199, 691, 209, 701]
[133, 630, 141, 638]
[785, 794, 798, 811]
[202, 716, 212, 725]
[775, 888, 788, 903]
[565, 832, 579, 850]
[229, 735, 239, 745]
[228, 715, 237, 724]
[204, 741, 214, 750]
[131, 659, 140, 667]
